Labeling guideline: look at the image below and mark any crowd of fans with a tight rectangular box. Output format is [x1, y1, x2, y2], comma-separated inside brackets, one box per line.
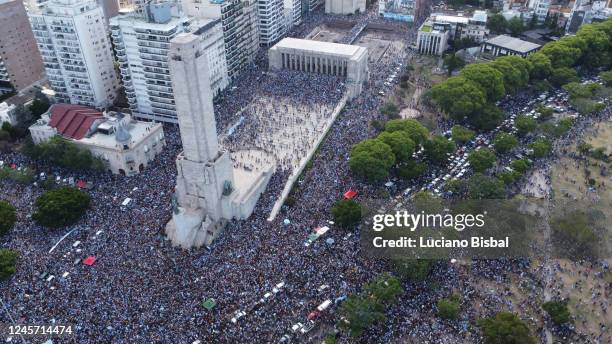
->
[0, 4, 610, 344]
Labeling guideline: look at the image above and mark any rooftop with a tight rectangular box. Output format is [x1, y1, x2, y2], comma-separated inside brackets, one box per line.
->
[48, 104, 103, 140]
[271, 38, 367, 58]
[484, 35, 541, 53]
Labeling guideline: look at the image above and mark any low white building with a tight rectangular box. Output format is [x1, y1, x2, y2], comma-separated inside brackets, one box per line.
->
[480, 35, 541, 58]
[325, 0, 366, 15]
[268, 37, 369, 99]
[29, 103, 165, 175]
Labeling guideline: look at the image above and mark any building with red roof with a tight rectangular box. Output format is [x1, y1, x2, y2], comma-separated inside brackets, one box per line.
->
[29, 103, 165, 176]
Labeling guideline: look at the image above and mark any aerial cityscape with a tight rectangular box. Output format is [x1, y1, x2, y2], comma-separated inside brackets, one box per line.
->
[0, 0, 610, 342]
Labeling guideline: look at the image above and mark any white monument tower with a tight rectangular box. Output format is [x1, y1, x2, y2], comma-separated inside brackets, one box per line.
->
[166, 33, 271, 248]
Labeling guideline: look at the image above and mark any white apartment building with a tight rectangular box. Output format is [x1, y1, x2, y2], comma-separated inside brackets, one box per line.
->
[283, 0, 302, 33]
[29, 0, 119, 108]
[181, 0, 260, 80]
[257, 0, 285, 46]
[529, 0, 550, 22]
[110, 2, 228, 123]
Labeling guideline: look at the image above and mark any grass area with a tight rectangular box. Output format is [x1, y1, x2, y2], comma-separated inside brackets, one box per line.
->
[548, 120, 611, 342]
[420, 25, 432, 33]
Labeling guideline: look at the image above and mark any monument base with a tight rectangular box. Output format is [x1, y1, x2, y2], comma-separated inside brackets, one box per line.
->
[165, 207, 225, 248]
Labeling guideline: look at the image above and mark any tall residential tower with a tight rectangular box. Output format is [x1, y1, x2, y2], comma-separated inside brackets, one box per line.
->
[29, 0, 119, 108]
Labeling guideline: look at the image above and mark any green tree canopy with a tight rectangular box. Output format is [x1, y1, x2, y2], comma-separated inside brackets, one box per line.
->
[510, 159, 531, 173]
[526, 53, 553, 80]
[493, 132, 519, 153]
[599, 70, 612, 86]
[32, 187, 91, 229]
[338, 295, 386, 337]
[576, 25, 610, 69]
[478, 312, 536, 344]
[424, 135, 455, 164]
[468, 148, 497, 172]
[377, 131, 416, 163]
[471, 104, 504, 131]
[492, 56, 531, 92]
[459, 63, 506, 102]
[451, 125, 476, 144]
[331, 199, 362, 229]
[390, 259, 434, 281]
[542, 300, 571, 325]
[508, 17, 525, 37]
[528, 138, 552, 158]
[562, 82, 601, 99]
[363, 274, 403, 305]
[515, 115, 537, 136]
[443, 53, 465, 76]
[540, 42, 582, 68]
[398, 160, 427, 181]
[549, 67, 579, 87]
[384, 119, 429, 146]
[468, 173, 506, 199]
[430, 77, 486, 121]
[0, 201, 16, 236]
[0, 249, 18, 281]
[487, 14, 508, 34]
[437, 294, 461, 320]
[21, 136, 106, 172]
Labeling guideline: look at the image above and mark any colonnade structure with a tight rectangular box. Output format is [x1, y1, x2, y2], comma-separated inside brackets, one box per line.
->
[268, 37, 369, 99]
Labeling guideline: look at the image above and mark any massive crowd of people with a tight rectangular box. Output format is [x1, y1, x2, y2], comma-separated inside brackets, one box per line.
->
[1, 4, 610, 344]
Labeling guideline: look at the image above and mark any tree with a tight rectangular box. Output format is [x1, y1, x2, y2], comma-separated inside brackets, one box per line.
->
[528, 138, 552, 158]
[510, 159, 530, 173]
[380, 102, 400, 119]
[443, 53, 465, 76]
[490, 59, 525, 93]
[542, 300, 571, 325]
[28, 95, 51, 119]
[437, 294, 461, 320]
[0, 201, 16, 237]
[398, 160, 427, 180]
[430, 77, 486, 121]
[515, 115, 537, 136]
[498, 170, 521, 185]
[391, 259, 434, 281]
[493, 132, 519, 153]
[487, 14, 508, 34]
[349, 139, 396, 183]
[451, 125, 475, 144]
[459, 63, 506, 102]
[384, 119, 429, 146]
[424, 135, 455, 164]
[549, 67, 579, 87]
[478, 312, 536, 344]
[562, 82, 600, 99]
[576, 25, 610, 69]
[599, 71, 612, 86]
[0, 249, 18, 281]
[21, 136, 106, 172]
[468, 148, 497, 172]
[32, 187, 90, 229]
[508, 17, 525, 37]
[363, 274, 403, 305]
[471, 104, 504, 131]
[377, 131, 416, 163]
[331, 199, 362, 229]
[468, 173, 506, 199]
[528, 14, 538, 30]
[526, 53, 552, 80]
[536, 105, 554, 121]
[540, 42, 581, 68]
[338, 295, 386, 337]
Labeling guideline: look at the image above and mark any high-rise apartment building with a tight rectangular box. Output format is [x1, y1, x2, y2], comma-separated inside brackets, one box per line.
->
[182, 0, 259, 80]
[0, 0, 46, 95]
[110, 2, 228, 123]
[257, 0, 285, 46]
[528, 0, 550, 21]
[283, 0, 302, 32]
[29, 0, 119, 108]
